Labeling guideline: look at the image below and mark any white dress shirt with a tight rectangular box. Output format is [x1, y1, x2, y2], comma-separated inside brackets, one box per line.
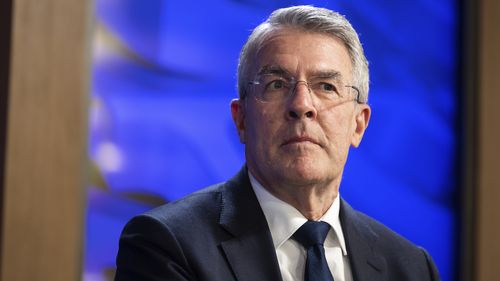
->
[249, 173, 353, 281]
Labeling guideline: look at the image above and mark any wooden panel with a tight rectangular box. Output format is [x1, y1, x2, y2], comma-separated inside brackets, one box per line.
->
[476, 0, 500, 280]
[0, 0, 13, 259]
[0, 0, 91, 280]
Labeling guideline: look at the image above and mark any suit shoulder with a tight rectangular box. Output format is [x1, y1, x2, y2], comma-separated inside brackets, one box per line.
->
[340, 199, 431, 258]
[342, 204, 440, 279]
[142, 182, 225, 226]
[352, 209, 422, 252]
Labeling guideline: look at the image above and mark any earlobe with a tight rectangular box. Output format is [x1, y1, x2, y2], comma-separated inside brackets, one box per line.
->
[351, 105, 371, 148]
[230, 99, 246, 143]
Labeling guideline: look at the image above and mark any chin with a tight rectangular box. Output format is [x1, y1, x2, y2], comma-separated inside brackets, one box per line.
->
[279, 159, 330, 185]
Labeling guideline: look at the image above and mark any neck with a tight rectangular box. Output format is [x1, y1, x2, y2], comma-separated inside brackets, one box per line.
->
[273, 183, 339, 221]
[250, 170, 340, 221]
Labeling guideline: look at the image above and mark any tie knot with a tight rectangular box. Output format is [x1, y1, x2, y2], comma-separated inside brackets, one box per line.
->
[293, 221, 331, 248]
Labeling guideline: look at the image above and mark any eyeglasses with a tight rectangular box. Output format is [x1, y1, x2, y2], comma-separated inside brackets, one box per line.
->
[247, 73, 362, 104]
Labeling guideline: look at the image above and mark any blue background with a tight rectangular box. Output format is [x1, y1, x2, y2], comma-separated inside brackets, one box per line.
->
[85, 1, 459, 281]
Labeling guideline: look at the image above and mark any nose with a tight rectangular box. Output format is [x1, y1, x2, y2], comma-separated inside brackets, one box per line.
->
[286, 81, 318, 120]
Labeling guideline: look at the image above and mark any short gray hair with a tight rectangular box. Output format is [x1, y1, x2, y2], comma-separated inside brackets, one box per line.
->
[237, 5, 369, 103]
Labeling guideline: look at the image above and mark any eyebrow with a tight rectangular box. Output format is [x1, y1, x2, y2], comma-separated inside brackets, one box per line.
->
[310, 70, 342, 80]
[257, 65, 291, 76]
[257, 65, 343, 81]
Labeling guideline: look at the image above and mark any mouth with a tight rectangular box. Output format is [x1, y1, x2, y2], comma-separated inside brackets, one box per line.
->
[281, 136, 321, 147]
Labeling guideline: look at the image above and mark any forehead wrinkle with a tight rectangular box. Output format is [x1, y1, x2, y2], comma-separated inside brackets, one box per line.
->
[252, 28, 354, 77]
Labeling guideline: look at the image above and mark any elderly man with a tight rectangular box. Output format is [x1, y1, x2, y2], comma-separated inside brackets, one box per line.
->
[114, 5, 440, 281]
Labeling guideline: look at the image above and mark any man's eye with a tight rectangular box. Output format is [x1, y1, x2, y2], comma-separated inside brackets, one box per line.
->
[267, 80, 286, 90]
[319, 82, 337, 92]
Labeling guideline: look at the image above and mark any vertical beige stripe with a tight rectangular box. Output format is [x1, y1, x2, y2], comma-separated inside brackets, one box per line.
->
[477, 0, 500, 280]
[0, 0, 91, 280]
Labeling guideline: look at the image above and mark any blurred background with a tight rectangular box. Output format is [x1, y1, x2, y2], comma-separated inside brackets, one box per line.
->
[0, 0, 499, 281]
[86, 1, 458, 280]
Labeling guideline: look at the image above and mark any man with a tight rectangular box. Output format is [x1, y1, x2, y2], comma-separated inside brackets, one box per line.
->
[114, 5, 440, 281]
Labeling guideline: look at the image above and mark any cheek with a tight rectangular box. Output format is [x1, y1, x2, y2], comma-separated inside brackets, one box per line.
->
[246, 106, 280, 148]
[322, 112, 356, 150]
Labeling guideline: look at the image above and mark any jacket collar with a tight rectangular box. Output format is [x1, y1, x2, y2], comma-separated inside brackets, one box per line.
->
[340, 199, 387, 281]
[219, 167, 283, 281]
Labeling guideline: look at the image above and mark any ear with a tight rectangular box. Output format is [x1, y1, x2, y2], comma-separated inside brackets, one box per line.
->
[351, 104, 371, 148]
[231, 99, 246, 144]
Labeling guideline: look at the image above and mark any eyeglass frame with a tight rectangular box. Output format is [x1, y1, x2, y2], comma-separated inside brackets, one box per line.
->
[246, 72, 364, 105]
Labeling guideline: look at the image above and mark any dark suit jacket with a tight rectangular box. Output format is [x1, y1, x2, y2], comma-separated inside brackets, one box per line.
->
[114, 168, 440, 281]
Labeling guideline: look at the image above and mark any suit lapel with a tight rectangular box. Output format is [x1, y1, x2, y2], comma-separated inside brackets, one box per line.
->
[340, 199, 387, 281]
[217, 169, 388, 281]
[219, 168, 283, 281]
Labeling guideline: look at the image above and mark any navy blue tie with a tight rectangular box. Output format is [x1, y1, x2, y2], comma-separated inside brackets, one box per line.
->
[293, 221, 334, 281]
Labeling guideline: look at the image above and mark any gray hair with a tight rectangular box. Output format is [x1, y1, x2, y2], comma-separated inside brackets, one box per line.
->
[237, 5, 369, 103]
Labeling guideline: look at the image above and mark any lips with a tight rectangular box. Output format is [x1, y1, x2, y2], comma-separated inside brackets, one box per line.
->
[282, 136, 321, 147]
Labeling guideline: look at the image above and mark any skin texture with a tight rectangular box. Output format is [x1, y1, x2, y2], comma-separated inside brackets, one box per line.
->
[231, 28, 371, 220]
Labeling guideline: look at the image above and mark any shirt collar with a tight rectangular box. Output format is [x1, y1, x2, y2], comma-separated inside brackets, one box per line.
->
[249, 172, 347, 256]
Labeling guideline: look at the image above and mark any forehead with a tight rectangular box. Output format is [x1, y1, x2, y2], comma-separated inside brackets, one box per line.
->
[253, 28, 353, 79]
